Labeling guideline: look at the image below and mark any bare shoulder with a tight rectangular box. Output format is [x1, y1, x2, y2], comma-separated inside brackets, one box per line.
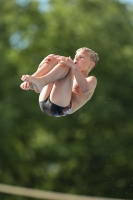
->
[86, 76, 97, 92]
[71, 76, 97, 113]
[86, 75, 97, 84]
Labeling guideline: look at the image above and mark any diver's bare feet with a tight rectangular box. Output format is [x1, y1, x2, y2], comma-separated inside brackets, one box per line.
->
[20, 81, 40, 93]
[21, 75, 45, 93]
[20, 81, 31, 90]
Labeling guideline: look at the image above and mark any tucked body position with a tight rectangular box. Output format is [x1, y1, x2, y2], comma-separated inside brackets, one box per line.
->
[20, 47, 99, 117]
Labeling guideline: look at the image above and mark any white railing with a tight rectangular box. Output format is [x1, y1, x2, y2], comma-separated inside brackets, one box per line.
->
[0, 183, 125, 200]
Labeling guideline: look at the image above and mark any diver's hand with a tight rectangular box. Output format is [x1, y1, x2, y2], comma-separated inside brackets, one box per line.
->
[59, 56, 76, 69]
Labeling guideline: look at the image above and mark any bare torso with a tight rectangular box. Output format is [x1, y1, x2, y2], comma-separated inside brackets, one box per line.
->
[70, 77, 95, 114]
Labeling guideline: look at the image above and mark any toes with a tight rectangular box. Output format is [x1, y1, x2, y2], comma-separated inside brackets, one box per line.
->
[20, 83, 23, 89]
[21, 75, 30, 81]
[20, 81, 31, 90]
[20, 82, 26, 90]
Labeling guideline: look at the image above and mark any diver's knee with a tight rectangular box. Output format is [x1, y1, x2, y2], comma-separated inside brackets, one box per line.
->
[58, 63, 69, 73]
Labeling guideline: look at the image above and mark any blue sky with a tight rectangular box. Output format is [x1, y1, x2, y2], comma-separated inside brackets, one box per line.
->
[15, 0, 133, 12]
[119, 0, 133, 4]
[37, 0, 133, 12]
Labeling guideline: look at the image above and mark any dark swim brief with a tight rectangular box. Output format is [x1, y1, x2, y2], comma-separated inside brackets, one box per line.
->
[39, 97, 72, 117]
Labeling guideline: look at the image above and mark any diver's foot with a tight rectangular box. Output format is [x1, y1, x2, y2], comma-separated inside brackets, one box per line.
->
[20, 81, 31, 90]
[21, 75, 45, 93]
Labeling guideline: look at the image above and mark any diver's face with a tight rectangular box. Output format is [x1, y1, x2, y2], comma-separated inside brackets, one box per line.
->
[74, 50, 92, 71]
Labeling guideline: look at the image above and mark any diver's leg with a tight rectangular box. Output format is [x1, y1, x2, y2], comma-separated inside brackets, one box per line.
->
[21, 63, 70, 93]
[32, 58, 59, 77]
[20, 58, 59, 91]
[49, 69, 74, 107]
[39, 83, 54, 101]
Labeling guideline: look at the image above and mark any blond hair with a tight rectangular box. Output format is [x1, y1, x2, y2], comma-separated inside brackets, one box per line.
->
[76, 47, 99, 66]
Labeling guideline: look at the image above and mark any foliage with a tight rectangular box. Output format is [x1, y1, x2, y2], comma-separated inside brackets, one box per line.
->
[0, 0, 133, 199]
